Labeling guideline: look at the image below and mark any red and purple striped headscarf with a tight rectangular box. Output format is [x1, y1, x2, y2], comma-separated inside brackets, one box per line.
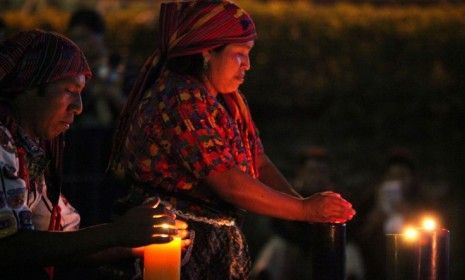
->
[113, 0, 257, 161]
[0, 29, 92, 97]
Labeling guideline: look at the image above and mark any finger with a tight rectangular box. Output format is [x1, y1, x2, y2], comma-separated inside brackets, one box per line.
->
[181, 239, 192, 249]
[177, 229, 190, 239]
[153, 226, 178, 236]
[152, 235, 173, 244]
[329, 198, 353, 210]
[175, 219, 188, 230]
[153, 216, 176, 226]
[152, 207, 176, 219]
[141, 197, 161, 208]
[323, 208, 353, 221]
[326, 214, 349, 223]
[320, 191, 341, 198]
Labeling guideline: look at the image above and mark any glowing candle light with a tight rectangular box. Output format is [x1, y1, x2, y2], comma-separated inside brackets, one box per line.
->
[386, 215, 450, 280]
[417, 216, 449, 280]
[386, 226, 419, 280]
[421, 216, 437, 232]
[144, 224, 181, 280]
[403, 226, 419, 242]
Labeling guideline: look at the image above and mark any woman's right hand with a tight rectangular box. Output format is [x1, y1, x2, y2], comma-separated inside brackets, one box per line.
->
[302, 191, 356, 223]
[111, 201, 177, 248]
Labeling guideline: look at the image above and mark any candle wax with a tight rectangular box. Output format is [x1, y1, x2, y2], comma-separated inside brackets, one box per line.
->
[144, 237, 181, 280]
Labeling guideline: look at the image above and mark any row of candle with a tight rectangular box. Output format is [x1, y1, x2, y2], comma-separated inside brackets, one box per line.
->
[141, 215, 449, 280]
[386, 216, 450, 280]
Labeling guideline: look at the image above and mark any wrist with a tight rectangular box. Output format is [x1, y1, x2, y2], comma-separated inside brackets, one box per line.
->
[95, 223, 121, 247]
[299, 198, 310, 222]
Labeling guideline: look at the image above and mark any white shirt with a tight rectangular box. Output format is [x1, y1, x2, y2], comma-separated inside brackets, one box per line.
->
[0, 124, 79, 238]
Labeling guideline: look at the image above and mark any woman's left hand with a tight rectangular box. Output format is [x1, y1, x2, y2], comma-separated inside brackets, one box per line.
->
[132, 219, 192, 257]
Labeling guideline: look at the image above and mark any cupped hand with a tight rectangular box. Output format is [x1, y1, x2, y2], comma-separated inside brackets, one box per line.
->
[131, 219, 192, 257]
[112, 200, 177, 248]
[303, 191, 356, 223]
[175, 219, 192, 253]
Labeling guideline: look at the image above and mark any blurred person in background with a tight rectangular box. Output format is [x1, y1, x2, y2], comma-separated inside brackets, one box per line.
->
[109, 1, 355, 279]
[0, 17, 7, 43]
[0, 29, 185, 280]
[64, 8, 128, 230]
[357, 147, 425, 280]
[67, 8, 126, 128]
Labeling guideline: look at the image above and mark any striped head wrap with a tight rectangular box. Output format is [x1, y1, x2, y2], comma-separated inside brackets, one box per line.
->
[0, 29, 92, 97]
[112, 0, 259, 175]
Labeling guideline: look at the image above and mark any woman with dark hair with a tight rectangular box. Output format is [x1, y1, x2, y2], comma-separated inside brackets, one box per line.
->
[109, 1, 355, 279]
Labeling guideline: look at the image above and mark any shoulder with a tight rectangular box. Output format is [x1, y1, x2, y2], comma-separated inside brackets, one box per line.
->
[161, 71, 210, 103]
[0, 124, 16, 155]
[0, 124, 18, 177]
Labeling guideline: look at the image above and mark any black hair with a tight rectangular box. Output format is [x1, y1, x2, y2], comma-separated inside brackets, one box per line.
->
[37, 85, 47, 97]
[386, 155, 415, 173]
[68, 8, 106, 35]
[166, 54, 204, 81]
[0, 17, 6, 29]
[166, 45, 226, 81]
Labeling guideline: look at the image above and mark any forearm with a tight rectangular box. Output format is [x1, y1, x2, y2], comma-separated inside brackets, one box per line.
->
[79, 247, 135, 266]
[0, 223, 117, 267]
[205, 166, 305, 221]
[257, 154, 302, 198]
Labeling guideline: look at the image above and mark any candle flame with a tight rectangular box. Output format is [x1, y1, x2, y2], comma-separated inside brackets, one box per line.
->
[421, 216, 437, 232]
[403, 226, 419, 242]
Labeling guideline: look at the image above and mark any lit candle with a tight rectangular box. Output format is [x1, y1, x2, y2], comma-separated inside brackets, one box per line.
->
[417, 217, 450, 280]
[144, 222, 181, 280]
[386, 216, 450, 280]
[386, 226, 419, 280]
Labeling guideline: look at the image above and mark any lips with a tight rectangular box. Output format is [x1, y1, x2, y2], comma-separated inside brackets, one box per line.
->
[61, 121, 72, 130]
[236, 74, 245, 83]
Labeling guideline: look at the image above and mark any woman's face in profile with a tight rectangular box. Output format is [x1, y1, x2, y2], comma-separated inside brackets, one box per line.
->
[204, 40, 254, 93]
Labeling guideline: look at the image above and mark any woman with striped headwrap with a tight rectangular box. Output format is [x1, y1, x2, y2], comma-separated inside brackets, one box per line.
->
[109, 1, 355, 279]
[0, 29, 182, 279]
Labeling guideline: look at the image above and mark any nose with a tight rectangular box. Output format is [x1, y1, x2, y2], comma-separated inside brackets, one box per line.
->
[242, 55, 251, 71]
[69, 94, 83, 115]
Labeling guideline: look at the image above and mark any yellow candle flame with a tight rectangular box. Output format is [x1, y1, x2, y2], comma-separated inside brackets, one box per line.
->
[403, 226, 419, 242]
[421, 216, 437, 232]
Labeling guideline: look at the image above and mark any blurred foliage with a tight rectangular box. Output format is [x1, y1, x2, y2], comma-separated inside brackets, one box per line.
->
[2, 1, 464, 190]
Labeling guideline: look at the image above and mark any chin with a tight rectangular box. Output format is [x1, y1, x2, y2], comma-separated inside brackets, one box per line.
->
[47, 131, 62, 140]
[225, 85, 240, 93]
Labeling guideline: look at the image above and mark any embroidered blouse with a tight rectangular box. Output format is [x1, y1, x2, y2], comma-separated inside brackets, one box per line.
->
[113, 70, 264, 213]
[0, 123, 80, 238]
